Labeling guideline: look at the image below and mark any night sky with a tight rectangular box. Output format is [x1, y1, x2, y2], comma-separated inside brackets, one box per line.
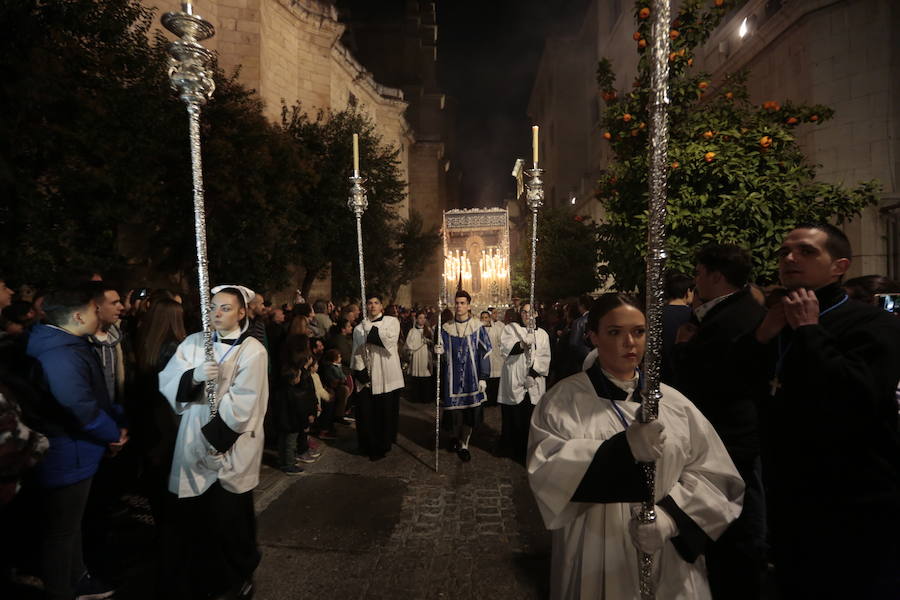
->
[435, 0, 588, 208]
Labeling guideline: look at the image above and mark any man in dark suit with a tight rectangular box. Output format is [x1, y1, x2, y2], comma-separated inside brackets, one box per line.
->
[672, 244, 766, 600]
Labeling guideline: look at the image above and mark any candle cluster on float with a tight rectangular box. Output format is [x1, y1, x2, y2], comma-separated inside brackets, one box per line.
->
[444, 250, 472, 287]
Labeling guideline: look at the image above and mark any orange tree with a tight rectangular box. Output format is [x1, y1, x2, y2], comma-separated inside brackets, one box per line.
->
[595, 0, 878, 290]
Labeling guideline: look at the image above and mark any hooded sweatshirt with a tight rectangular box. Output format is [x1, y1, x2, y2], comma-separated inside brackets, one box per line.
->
[88, 323, 125, 403]
[26, 324, 124, 488]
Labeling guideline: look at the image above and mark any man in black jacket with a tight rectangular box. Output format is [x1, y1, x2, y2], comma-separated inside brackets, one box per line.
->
[672, 244, 766, 600]
[744, 223, 900, 598]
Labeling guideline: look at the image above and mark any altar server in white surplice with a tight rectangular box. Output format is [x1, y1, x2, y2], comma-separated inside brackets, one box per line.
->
[351, 294, 403, 460]
[158, 285, 268, 600]
[528, 293, 744, 600]
[498, 302, 550, 463]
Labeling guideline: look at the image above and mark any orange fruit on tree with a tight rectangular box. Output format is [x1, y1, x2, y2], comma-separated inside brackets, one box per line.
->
[623, 113, 633, 122]
[603, 132, 612, 140]
[633, 32, 642, 41]
[714, 0, 725, 6]
[671, 161, 680, 169]
[759, 136, 773, 148]
[688, 58, 694, 66]
[725, 92, 734, 100]
[639, 7, 651, 18]
[698, 81, 709, 90]
[703, 130, 715, 139]
[809, 114, 819, 121]
[669, 52, 677, 62]
[639, 122, 646, 129]
[704, 152, 716, 162]
[786, 117, 798, 125]
[638, 39, 647, 48]
[670, 29, 680, 39]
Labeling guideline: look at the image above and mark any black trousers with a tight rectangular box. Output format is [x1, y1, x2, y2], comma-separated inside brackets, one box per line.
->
[706, 456, 767, 600]
[485, 377, 500, 405]
[160, 481, 260, 599]
[408, 375, 433, 404]
[500, 397, 534, 463]
[355, 388, 399, 457]
[41, 477, 93, 600]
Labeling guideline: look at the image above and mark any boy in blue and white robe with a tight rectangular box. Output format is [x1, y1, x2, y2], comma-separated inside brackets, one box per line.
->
[437, 290, 491, 462]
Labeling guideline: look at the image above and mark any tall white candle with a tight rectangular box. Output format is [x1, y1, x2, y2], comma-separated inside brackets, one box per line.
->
[532, 126, 539, 165]
[352, 133, 359, 173]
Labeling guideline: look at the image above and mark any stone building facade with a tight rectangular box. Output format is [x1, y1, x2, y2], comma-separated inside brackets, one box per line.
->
[529, 0, 900, 280]
[338, 0, 459, 305]
[147, 0, 456, 304]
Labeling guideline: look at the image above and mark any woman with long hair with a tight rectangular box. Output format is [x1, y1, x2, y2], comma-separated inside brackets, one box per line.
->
[133, 298, 186, 529]
[528, 293, 744, 600]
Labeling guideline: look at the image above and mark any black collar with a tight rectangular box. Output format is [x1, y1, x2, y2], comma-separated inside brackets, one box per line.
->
[370, 315, 384, 322]
[815, 282, 847, 311]
[585, 362, 643, 403]
[216, 330, 250, 346]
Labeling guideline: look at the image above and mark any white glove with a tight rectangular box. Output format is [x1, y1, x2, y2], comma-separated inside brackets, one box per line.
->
[434, 344, 444, 355]
[525, 333, 536, 347]
[525, 376, 537, 389]
[625, 419, 666, 462]
[629, 507, 678, 554]
[478, 380, 487, 394]
[193, 361, 219, 384]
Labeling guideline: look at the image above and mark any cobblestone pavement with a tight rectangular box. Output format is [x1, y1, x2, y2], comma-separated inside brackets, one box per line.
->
[253, 397, 551, 600]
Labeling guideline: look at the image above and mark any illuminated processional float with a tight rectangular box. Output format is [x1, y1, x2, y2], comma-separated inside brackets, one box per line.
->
[441, 208, 512, 309]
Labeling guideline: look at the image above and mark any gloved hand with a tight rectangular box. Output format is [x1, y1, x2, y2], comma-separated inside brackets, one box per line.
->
[525, 376, 536, 389]
[478, 380, 487, 394]
[629, 507, 678, 554]
[525, 333, 536, 348]
[434, 344, 444, 355]
[625, 419, 666, 462]
[193, 361, 219, 384]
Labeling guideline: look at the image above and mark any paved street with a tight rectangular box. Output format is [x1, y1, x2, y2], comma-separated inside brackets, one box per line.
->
[253, 397, 551, 599]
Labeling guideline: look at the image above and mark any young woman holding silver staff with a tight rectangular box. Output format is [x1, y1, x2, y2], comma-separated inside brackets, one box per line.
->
[527, 293, 744, 600]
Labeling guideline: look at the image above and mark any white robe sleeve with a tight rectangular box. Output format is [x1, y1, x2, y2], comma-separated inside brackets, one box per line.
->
[533, 329, 551, 377]
[500, 323, 523, 359]
[658, 397, 745, 543]
[158, 335, 203, 416]
[351, 324, 366, 371]
[527, 380, 604, 530]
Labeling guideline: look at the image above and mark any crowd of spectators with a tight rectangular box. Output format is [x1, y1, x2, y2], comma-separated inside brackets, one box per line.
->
[1, 223, 898, 599]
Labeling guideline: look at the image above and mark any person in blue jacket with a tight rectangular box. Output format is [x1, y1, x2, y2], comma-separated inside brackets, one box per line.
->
[25, 285, 127, 600]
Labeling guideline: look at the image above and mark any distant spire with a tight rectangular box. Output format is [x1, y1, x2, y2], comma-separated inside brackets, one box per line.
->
[457, 270, 463, 293]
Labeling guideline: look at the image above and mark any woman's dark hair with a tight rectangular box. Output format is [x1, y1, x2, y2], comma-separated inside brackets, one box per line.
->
[843, 275, 900, 305]
[281, 334, 311, 375]
[587, 293, 643, 333]
[136, 298, 186, 373]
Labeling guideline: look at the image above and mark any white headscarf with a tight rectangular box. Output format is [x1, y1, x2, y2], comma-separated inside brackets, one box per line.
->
[211, 284, 256, 306]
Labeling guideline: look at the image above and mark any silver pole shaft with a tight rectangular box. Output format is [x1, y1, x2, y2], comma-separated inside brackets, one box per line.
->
[529, 207, 538, 333]
[638, 0, 672, 597]
[188, 103, 216, 417]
